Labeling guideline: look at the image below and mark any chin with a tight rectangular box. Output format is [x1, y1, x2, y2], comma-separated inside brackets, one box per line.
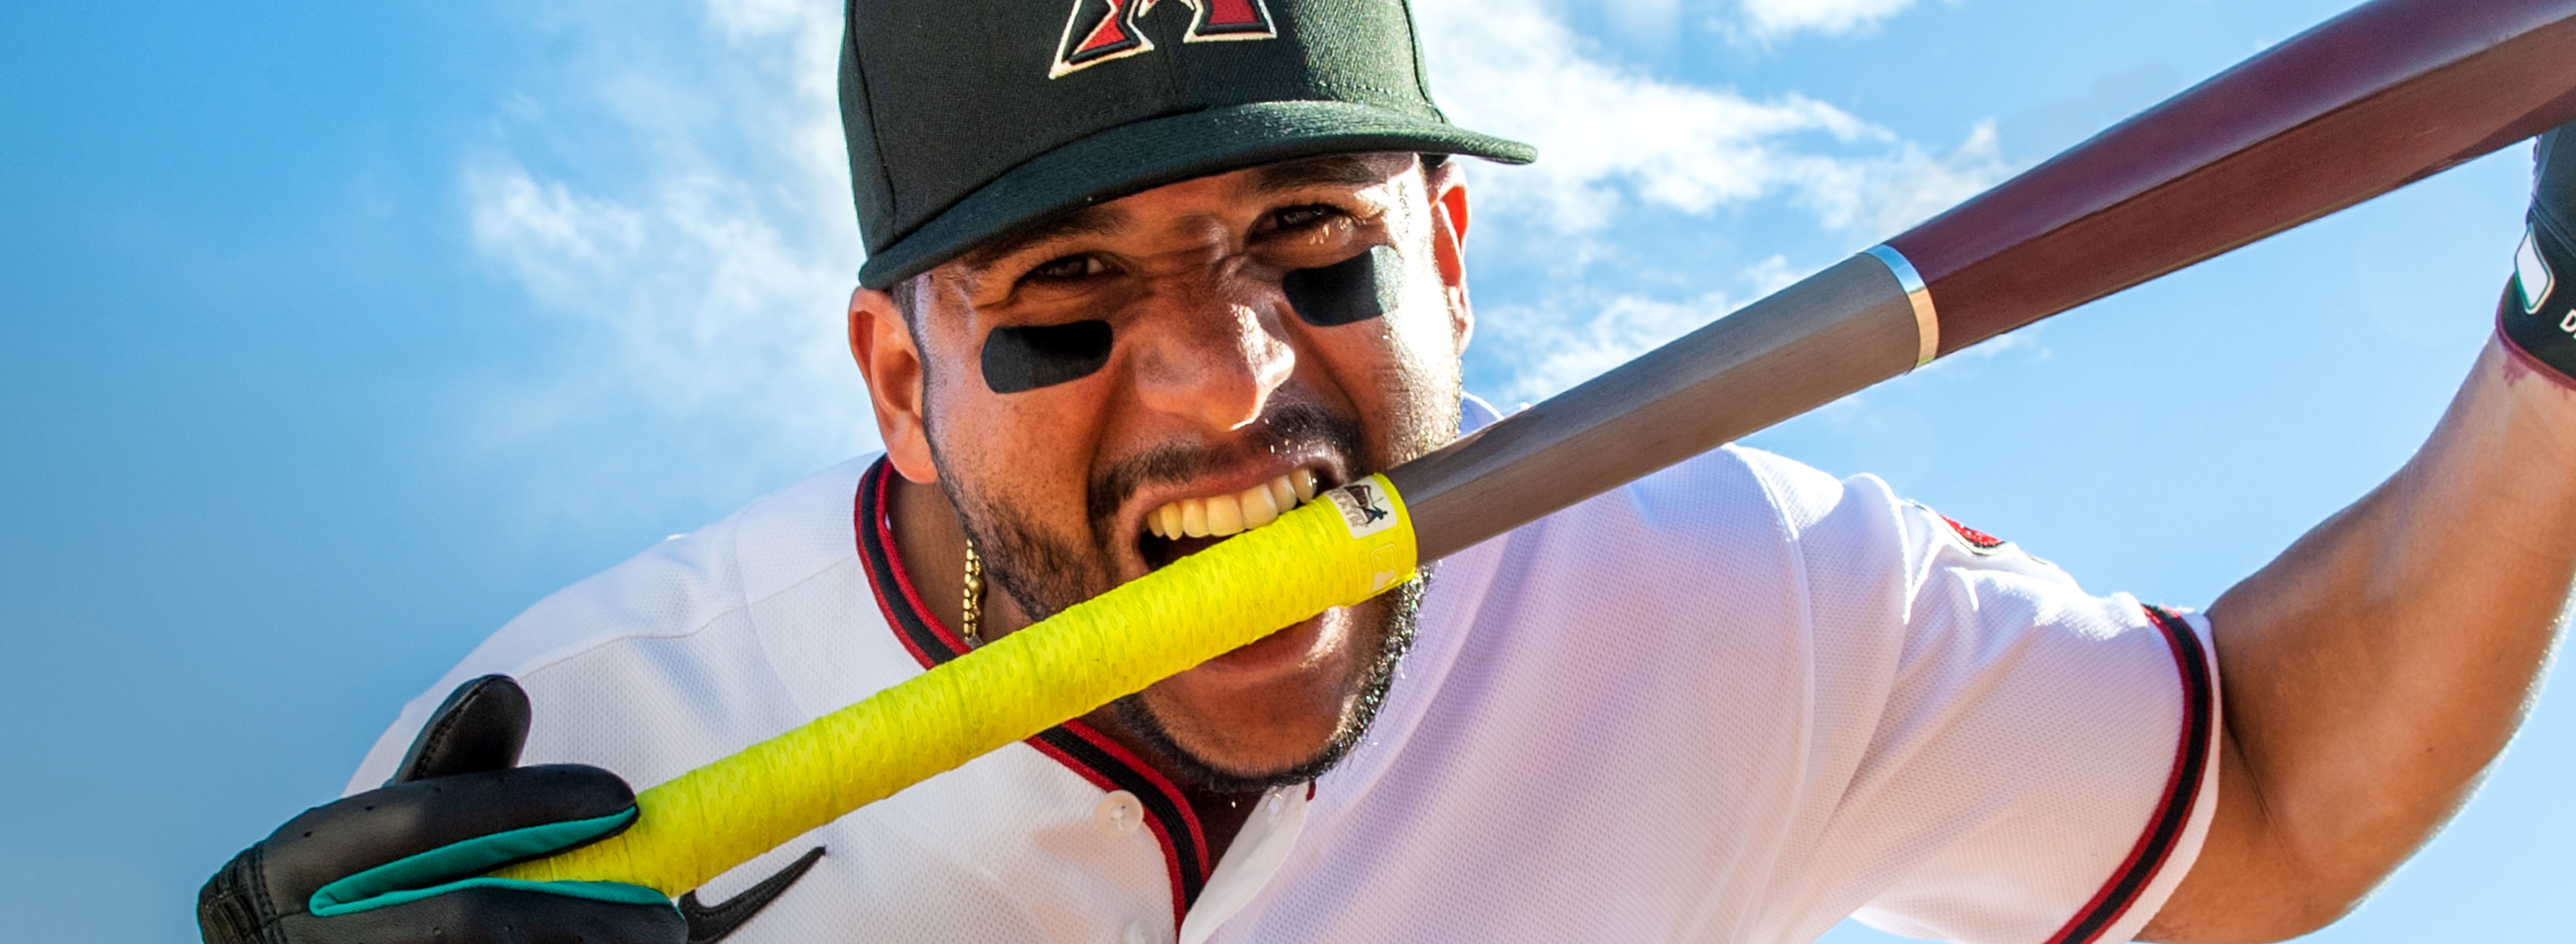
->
[1106, 587, 1422, 793]
[1155, 616, 1364, 761]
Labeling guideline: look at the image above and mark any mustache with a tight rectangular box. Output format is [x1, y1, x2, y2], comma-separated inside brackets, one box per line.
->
[1085, 402, 1367, 528]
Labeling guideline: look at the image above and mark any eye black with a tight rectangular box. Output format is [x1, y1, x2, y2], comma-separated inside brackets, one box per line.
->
[1282, 245, 1403, 327]
[981, 320, 1115, 393]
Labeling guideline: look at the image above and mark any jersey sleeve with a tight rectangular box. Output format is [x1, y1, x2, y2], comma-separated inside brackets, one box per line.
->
[1745, 453, 2221, 944]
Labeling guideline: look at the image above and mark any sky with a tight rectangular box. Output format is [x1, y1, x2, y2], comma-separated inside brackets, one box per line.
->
[0, 0, 2566, 941]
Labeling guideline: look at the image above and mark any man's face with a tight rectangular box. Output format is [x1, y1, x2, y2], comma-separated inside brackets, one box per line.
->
[853, 152, 1476, 791]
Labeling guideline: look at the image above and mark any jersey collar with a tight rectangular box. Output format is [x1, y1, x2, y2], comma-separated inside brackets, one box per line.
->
[851, 458, 1215, 925]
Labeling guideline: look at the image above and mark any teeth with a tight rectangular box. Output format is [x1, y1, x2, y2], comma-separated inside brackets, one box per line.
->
[1145, 470, 1318, 541]
[1239, 483, 1279, 528]
[1203, 493, 1243, 534]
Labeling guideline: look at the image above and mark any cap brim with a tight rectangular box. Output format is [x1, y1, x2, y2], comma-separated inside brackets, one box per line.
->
[857, 100, 1535, 289]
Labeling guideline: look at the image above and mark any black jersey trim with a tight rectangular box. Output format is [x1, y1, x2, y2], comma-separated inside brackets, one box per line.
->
[854, 458, 974, 666]
[2044, 604, 2216, 944]
[1028, 722, 1211, 919]
[850, 458, 1211, 927]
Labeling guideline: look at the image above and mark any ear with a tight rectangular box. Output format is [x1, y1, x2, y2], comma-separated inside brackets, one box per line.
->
[1425, 160, 1475, 355]
[848, 284, 941, 484]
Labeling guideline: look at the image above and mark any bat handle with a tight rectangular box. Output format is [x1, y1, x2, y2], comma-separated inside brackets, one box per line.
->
[1392, 248, 1932, 560]
[493, 475, 1419, 895]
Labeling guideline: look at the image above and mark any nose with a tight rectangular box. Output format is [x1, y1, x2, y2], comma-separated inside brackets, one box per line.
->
[1127, 274, 1295, 432]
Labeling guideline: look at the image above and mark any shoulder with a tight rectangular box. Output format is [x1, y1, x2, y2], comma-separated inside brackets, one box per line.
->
[1415, 443, 1847, 666]
[346, 456, 885, 791]
[469, 456, 872, 676]
[1497, 441, 1863, 564]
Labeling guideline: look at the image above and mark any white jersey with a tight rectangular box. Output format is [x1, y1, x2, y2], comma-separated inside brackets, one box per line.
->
[351, 399, 2219, 944]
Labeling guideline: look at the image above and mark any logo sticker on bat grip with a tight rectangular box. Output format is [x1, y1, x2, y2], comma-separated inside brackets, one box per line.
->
[1326, 481, 1397, 540]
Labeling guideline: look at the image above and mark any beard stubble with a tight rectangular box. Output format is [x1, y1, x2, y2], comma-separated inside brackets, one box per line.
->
[931, 398, 1448, 793]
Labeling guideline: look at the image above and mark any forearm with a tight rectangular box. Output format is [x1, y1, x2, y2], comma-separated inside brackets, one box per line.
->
[2152, 336, 2576, 941]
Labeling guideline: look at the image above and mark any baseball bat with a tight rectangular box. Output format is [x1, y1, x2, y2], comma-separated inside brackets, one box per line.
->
[493, 0, 2576, 899]
[1397, 0, 2576, 557]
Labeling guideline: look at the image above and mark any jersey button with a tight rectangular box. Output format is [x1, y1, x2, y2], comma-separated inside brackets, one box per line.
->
[1123, 919, 1156, 944]
[1095, 790, 1143, 834]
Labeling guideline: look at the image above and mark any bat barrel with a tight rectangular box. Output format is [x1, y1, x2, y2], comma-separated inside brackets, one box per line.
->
[1892, 0, 2576, 356]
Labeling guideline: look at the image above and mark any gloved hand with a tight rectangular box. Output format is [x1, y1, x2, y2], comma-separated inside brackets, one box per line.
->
[2501, 124, 2576, 381]
[197, 675, 685, 944]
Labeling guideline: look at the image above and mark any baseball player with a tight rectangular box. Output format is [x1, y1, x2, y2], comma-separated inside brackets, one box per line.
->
[198, 1, 2576, 942]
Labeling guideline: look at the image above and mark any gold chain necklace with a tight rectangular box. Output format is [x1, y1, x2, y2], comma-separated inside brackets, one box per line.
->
[960, 537, 984, 647]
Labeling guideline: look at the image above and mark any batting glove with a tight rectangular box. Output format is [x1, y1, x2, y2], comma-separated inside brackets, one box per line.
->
[2502, 124, 2576, 383]
[196, 675, 685, 944]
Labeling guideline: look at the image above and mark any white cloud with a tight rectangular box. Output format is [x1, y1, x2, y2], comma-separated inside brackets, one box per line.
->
[1418, 0, 2002, 400]
[1477, 288, 1738, 404]
[704, 0, 812, 39]
[1471, 254, 1845, 404]
[1742, 253, 1807, 295]
[1416, 0, 1999, 240]
[1419, 0, 1871, 232]
[460, 0, 868, 523]
[1739, 0, 1920, 39]
[1793, 118, 2004, 235]
[466, 167, 854, 433]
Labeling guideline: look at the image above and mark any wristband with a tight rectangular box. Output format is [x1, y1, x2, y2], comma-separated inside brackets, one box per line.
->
[2499, 215, 2576, 383]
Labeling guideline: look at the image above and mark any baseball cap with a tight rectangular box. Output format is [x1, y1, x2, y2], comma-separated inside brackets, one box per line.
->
[840, 0, 1537, 289]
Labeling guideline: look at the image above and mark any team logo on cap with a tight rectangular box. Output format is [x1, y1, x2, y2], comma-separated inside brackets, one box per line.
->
[1051, 0, 1278, 79]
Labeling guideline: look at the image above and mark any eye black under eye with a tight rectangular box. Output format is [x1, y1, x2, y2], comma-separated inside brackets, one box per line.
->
[982, 320, 1114, 393]
[1282, 244, 1403, 327]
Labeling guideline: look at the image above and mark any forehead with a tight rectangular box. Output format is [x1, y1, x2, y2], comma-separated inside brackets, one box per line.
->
[945, 152, 1422, 273]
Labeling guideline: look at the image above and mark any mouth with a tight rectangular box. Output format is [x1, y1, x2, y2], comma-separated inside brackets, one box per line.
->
[1136, 467, 1326, 571]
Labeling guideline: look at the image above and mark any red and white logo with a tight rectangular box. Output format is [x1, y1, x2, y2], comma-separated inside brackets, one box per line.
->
[1050, 0, 1278, 79]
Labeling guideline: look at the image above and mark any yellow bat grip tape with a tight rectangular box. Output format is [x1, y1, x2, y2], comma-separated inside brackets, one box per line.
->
[495, 474, 1416, 896]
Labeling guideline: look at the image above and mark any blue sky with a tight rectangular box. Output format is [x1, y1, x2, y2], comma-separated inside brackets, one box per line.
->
[1, 0, 2565, 941]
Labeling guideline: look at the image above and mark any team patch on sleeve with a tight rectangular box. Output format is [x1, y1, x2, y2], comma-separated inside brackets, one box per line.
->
[1908, 500, 2010, 555]
[1941, 514, 2008, 553]
[1907, 500, 2064, 569]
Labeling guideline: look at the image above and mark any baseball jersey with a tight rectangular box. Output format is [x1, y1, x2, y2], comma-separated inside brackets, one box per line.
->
[350, 397, 2219, 944]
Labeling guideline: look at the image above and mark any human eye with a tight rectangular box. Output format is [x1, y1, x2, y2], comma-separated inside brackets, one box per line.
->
[1260, 203, 1353, 235]
[1023, 253, 1111, 283]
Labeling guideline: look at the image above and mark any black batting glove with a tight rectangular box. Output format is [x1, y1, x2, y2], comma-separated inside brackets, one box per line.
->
[197, 676, 685, 944]
[2501, 124, 2576, 382]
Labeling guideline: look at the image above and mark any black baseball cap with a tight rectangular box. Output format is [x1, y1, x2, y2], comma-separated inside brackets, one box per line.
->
[840, 0, 1537, 289]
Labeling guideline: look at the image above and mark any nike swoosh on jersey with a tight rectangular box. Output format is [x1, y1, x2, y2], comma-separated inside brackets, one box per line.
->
[677, 846, 826, 944]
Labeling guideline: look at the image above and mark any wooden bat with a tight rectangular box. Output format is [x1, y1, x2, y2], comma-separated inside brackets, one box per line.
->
[497, 0, 2576, 897]
[1395, 0, 2576, 558]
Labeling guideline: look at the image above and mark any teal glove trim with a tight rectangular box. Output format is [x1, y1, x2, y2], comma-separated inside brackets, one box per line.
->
[312, 877, 669, 917]
[309, 808, 660, 917]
